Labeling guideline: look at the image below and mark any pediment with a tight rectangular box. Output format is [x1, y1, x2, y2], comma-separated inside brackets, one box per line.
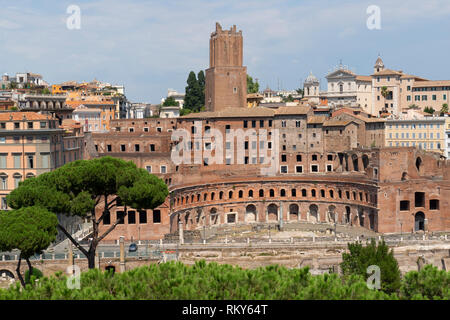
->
[326, 69, 355, 79]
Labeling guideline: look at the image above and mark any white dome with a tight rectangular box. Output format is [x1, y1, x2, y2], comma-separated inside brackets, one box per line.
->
[305, 71, 319, 84]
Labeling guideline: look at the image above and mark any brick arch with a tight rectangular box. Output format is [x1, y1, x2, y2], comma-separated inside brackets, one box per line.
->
[309, 204, 319, 223]
[245, 204, 257, 222]
[288, 203, 299, 221]
[209, 207, 219, 225]
[267, 203, 278, 221]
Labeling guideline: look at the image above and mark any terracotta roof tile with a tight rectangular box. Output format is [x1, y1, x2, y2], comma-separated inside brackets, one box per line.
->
[0, 112, 53, 121]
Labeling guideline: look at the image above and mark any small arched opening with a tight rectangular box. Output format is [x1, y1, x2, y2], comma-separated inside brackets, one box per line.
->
[245, 204, 257, 222]
[267, 204, 278, 221]
[309, 204, 319, 223]
[289, 204, 299, 221]
[415, 212, 425, 231]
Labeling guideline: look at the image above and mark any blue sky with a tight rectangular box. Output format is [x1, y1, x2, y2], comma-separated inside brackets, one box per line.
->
[1, 0, 449, 102]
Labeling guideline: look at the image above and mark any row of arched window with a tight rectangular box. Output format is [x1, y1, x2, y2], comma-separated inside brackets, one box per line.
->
[174, 187, 375, 207]
[0, 172, 34, 190]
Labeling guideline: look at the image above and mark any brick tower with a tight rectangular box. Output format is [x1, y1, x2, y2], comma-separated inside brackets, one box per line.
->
[205, 23, 247, 112]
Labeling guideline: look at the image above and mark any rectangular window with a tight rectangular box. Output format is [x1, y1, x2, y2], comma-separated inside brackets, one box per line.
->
[27, 155, 34, 168]
[296, 165, 303, 173]
[1, 197, 7, 209]
[41, 153, 49, 169]
[135, 144, 140, 152]
[327, 164, 332, 172]
[153, 210, 161, 223]
[103, 212, 111, 225]
[139, 210, 147, 224]
[311, 165, 318, 172]
[280, 165, 288, 173]
[400, 200, 411, 211]
[116, 211, 125, 224]
[259, 120, 264, 127]
[107, 145, 112, 152]
[128, 211, 136, 224]
[0, 176, 7, 190]
[0, 154, 6, 169]
[121, 145, 126, 151]
[146, 166, 152, 173]
[160, 166, 167, 174]
[150, 144, 155, 152]
[429, 200, 439, 210]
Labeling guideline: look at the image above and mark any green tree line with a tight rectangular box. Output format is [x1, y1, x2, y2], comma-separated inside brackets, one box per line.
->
[0, 261, 448, 300]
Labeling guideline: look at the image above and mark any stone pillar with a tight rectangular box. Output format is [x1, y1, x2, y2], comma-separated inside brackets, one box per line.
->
[67, 242, 74, 267]
[119, 236, 125, 273]
[95, 251, 100, 269]
[179, 221, 184, 245]
[279, 203, 283, 230]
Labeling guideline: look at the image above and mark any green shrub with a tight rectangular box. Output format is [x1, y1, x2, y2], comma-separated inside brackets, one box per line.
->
[400, 264, 450, 300]
[0, 261, 447, 300]
[340, 239, 401, 294]
[25, 268, 43, 285]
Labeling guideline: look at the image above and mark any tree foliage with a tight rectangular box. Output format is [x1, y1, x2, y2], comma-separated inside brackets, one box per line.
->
[247, 75, 259, 94]
[0, 206, 58, 286]
[0, 261, 394, 300]
[184, 71, 204, 112]
[0, 260, 448, 300]
[6, 156, 168, 269]
[400, 264, 450, 300]
[341, 239, 401, 294]
[162, 96, 179, 107]
[440, 103, 448, 115]
[424, 106, 435, 114]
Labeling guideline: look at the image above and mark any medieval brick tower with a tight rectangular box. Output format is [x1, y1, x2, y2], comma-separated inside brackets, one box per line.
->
[205, 23, 247, 112]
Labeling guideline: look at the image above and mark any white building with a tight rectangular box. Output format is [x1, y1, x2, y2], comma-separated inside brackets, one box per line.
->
[261, 87, 282, 103]
[160, 106, 180, 118]
[72, 105, 102, 132]
[323, 64, 372, 112]
[162, 89, 185, 108]
[303, 72, 320, 104]
[15, 72, 47, 87]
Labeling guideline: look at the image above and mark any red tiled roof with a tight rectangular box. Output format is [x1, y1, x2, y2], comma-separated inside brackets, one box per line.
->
[0, 112, 53, 121]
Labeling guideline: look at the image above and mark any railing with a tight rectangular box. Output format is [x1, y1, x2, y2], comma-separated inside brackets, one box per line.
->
[1, 233, 448, 262]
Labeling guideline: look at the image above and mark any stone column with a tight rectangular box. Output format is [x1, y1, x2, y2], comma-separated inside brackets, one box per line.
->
[179, 221, 184, 244]
[67, 242, 74, 267]
[119, 236, 125, 273]
[95, 251, 100, 269]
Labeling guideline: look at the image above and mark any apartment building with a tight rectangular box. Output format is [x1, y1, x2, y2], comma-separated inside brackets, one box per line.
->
[385, 116, 449, 156]
[0, 112, 84, 209]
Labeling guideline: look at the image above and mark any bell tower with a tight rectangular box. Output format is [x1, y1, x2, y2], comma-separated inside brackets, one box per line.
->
[205, 23, 247, 112]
